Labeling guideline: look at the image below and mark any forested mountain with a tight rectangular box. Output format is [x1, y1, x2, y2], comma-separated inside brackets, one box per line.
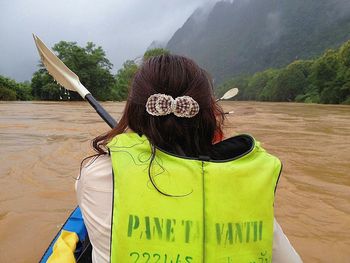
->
[167, 0, 350, 84]
[217, 40, 350, 104]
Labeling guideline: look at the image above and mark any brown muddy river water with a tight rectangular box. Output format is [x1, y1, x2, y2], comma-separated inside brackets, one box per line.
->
[0, 101, 349, 262]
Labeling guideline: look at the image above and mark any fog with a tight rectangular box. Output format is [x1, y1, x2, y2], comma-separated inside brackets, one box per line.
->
[0, 0, 218, 81]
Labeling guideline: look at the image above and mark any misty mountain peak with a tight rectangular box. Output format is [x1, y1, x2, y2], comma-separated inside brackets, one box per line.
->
[167, 0, 350, 84]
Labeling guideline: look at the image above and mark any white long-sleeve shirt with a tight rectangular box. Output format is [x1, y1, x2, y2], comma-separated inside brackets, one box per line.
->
[76, 154, 303, 263]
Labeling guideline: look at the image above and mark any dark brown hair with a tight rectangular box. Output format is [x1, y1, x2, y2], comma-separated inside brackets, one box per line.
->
[93, 54, 224, 157]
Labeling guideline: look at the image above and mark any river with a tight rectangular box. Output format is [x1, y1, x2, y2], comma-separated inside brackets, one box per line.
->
[0, 101, 349, 262]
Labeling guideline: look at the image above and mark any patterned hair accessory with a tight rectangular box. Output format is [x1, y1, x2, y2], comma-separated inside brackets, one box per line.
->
[146, 94, 200, 118]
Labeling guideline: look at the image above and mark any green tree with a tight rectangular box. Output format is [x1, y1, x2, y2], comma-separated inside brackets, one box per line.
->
[309, 49, 339, 95]
[0, 86, 17, 100]
[31, 41, 115, 101]
[245, 69, 279, 100]
[0, 75, 33, 101]
[245, 72, 269, 100]
[112, 60, 138, 101]
[31, 70, 62, 100]
[272, 62, 309, 101]
[16, 81, 33, 100]
[335, 43, 350, 104]
[143, 48, 170, 61]
[339, 41, 350, 67]
[258, 72, 279, 101]
[111, 48, 170, 101]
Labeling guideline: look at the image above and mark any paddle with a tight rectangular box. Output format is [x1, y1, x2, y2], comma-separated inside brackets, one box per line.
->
[217, 88, 239, 115]
[216, 88, 239, 102]
[32, 34, 117, 128]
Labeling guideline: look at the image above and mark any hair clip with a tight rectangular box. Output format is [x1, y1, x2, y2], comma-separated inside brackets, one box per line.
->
[146, 94, 199, 118]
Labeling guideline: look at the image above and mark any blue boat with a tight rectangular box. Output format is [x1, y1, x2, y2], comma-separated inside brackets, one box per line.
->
[40, 206, 91, 262]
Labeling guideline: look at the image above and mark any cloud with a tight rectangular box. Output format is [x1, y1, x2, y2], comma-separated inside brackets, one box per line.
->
[0, 0, 218, 81]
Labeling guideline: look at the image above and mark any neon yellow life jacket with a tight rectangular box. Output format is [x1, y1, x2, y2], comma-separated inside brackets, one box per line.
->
[107, 133, 281, 263]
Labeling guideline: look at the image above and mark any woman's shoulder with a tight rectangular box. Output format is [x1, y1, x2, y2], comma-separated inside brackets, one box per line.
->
[77, 154, 113, 192]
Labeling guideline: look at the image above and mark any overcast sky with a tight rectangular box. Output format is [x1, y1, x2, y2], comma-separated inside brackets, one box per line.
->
[0, 0, 218, 81]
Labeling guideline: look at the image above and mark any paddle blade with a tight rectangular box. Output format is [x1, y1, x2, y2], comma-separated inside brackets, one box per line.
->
[32, 34, 90, 98]
[221, 88, 239, 100]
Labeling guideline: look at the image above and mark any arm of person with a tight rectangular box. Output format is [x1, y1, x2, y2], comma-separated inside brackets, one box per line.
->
[75, 154, 113, 263]
[272, 219, 303, 263]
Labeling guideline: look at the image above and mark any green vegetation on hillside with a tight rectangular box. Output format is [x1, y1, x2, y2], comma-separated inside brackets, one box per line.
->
[218, 41, 350, 104]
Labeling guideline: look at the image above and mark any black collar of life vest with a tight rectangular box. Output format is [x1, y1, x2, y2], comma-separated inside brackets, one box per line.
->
[154, 134, 255, 163]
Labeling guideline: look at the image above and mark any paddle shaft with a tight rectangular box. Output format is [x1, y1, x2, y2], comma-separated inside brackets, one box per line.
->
[85, 94, 117, 128]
